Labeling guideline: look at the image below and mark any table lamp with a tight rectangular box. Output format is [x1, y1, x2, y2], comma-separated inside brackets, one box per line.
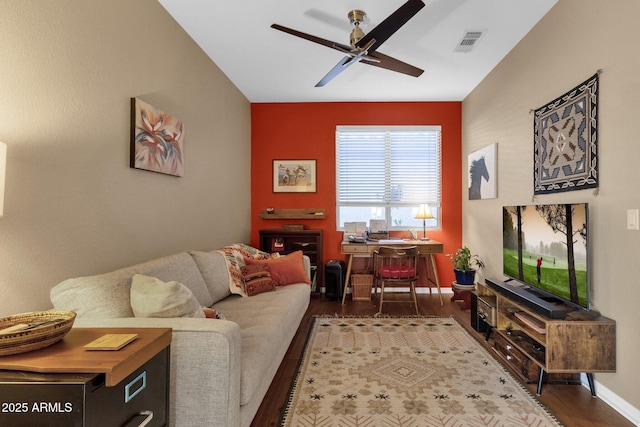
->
[415, 204, 434, 240]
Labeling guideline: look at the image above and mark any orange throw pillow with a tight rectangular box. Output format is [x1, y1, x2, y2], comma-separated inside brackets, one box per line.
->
[246, 250, 311, 286]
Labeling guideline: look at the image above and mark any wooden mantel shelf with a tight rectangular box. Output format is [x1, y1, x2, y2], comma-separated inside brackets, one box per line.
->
[259, 208, 326, 219]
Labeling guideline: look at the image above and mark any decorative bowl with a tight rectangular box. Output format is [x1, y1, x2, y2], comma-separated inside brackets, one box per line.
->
[0, 310, 76, 356]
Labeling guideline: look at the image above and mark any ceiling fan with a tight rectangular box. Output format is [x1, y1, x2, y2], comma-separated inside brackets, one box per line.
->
[271, 0, 425, 87]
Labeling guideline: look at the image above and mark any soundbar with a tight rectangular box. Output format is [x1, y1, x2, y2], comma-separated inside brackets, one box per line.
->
[485, 277, 568, 319]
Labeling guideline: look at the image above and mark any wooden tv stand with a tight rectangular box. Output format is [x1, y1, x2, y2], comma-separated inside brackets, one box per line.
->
[477, 282, 616, 396]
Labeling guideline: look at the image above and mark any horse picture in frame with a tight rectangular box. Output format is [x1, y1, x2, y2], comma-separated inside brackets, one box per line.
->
[468, 143, 497, 200]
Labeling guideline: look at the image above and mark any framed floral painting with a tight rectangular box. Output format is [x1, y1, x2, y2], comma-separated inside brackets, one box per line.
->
[130, 98, 184, 177]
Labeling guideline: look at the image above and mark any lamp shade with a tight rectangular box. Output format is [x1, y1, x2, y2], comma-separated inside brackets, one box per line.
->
[415, 204, 434, 220]
[0, 141, 5, 218]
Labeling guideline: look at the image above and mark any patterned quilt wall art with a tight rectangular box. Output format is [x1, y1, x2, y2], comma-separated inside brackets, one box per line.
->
[533, 72, 599, 195]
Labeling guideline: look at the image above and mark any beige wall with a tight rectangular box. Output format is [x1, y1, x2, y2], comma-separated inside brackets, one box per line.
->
[0, 0, 251, 315]
[463, 0, 640, 418]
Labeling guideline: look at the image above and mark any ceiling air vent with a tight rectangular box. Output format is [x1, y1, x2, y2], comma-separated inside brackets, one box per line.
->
[454, 30, 486, 53]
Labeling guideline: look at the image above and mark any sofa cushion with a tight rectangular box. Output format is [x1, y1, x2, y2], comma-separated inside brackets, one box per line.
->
[123, 252, 213, 307]
[50, 269, 134, 318]
[246, 251, 311, 286]
[241, 264, 275, 296]
[188, 250, 232, 304]
[212, 283, 310, 406]
[130, 274, 205, 318]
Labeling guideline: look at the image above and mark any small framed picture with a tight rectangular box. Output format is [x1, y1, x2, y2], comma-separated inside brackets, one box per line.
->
[273, 160, 317, 193]
[468, 143, 497, 200]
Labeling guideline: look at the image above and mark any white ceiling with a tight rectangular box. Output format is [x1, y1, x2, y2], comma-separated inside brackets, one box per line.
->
[157, 0, 558, 103]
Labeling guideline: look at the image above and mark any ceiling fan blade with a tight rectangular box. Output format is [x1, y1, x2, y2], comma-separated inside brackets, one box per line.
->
[362, 51, 424, 77]
[315, 56, 359, 87]
[271, 24, 352, 53]
[356, 0, 425, 53]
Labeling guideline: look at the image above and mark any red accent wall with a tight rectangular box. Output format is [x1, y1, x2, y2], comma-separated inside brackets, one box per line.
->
[250, 102, 462, 288]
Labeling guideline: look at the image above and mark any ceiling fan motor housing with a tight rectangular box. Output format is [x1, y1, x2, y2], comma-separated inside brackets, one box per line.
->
[348, 9, 366, 46]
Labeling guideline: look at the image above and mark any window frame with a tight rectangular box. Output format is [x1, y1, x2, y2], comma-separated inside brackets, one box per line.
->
[335, 125, 442, 231]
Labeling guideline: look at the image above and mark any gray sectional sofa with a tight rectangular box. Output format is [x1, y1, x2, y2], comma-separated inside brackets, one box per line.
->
[50, 248, 311, 427]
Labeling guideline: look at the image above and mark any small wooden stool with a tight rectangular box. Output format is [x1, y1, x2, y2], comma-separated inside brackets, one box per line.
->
[451, 282, 475, 310]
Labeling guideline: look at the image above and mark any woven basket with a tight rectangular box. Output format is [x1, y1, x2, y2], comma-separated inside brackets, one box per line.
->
[0, 310, 76, 356]
[351, 274, 373, 301]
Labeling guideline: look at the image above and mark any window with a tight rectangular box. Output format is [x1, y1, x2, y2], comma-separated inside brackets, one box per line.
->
[336, 126, 441, 230]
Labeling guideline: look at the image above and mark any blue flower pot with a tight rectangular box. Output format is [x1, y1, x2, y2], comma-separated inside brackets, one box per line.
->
[454, 269, 476, 285]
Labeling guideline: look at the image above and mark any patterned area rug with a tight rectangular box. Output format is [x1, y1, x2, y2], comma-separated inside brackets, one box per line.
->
[280, 316, 562, 427]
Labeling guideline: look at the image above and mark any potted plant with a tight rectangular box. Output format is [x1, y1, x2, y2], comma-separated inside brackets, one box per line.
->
[448, 246, 484, 285]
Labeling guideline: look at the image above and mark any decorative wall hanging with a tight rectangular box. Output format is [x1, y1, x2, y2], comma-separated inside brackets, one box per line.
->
[533, 73, 599, 194]
[468, 143, 497, 200]
[130, 98, 184, 177]
[273, 160, 316, 193]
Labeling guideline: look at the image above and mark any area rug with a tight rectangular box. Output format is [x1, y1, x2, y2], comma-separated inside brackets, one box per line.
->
[280, 316, 562, 426]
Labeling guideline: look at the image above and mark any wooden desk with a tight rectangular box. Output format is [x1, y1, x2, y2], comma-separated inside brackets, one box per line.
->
[341, 239, 444, 305]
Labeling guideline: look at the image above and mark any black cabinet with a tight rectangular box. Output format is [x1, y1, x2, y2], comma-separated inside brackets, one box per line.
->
[0, 328, 171, 427]
[259, 229, 323, 291]
[0, 348, 169, 427]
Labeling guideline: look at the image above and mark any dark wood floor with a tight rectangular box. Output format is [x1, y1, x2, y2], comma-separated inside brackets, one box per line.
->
[251, 293, 633, 427]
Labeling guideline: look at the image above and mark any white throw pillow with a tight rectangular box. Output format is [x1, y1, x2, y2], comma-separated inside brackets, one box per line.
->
[130, 274, 205, 318]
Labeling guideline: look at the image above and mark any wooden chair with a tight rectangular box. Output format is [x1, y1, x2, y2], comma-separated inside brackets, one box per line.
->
[373, 246, 420, 315]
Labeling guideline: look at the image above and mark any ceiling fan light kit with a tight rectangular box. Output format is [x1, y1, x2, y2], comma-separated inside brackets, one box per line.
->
[271, 0, 425, 87]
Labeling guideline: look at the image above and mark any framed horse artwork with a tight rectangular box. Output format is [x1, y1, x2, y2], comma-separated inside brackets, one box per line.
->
[273, 159, 317, 193]
[468, 143, 497, 200]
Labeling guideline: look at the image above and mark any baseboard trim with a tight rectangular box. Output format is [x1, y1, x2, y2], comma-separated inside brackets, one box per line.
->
[334, 288, 454, 295]
[581, 374, 640, 425]
[416, 287, 453, 294]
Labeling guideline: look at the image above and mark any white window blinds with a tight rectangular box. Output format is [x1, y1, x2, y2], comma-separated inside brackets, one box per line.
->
[336, 126, 442, 209]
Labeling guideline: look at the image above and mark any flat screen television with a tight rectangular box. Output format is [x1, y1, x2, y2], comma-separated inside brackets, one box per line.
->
[502, 203, 589, 311]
